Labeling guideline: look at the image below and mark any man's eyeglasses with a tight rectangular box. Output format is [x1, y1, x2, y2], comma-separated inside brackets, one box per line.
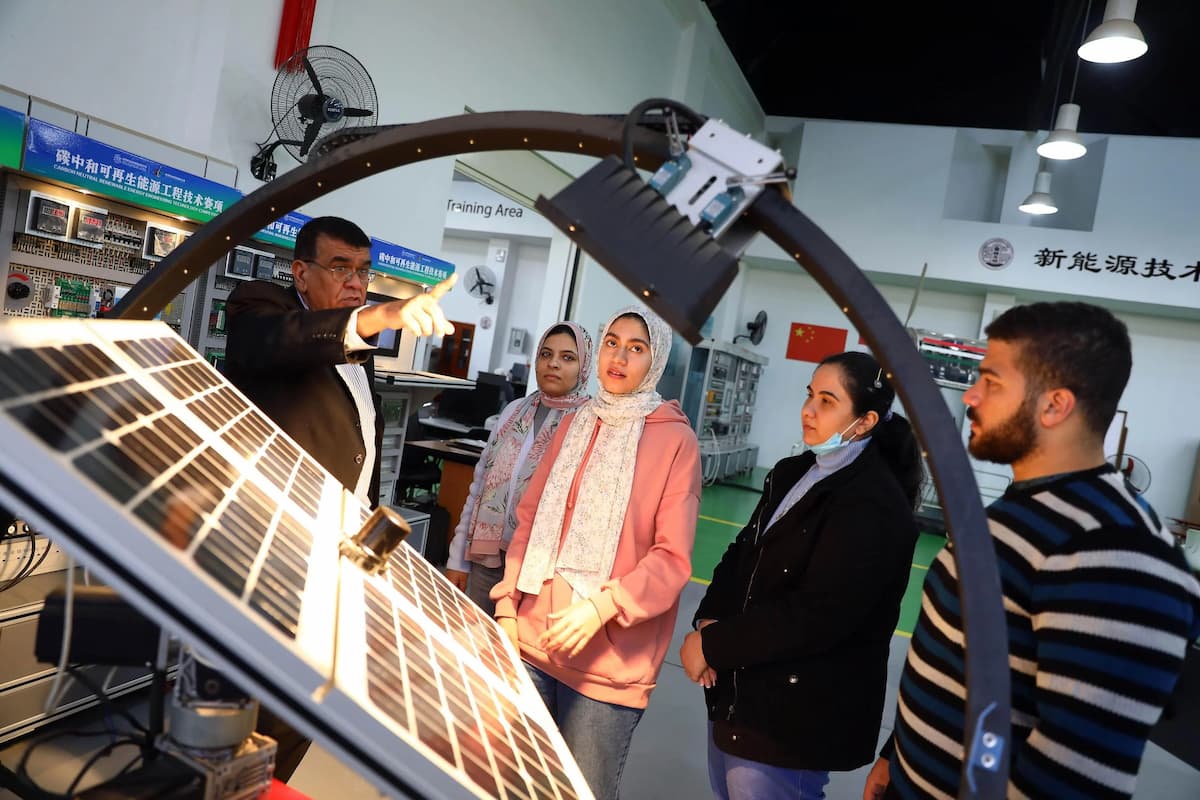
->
[301, 259, 374, 284]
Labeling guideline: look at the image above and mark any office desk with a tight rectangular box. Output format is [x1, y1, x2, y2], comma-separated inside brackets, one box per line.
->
[405, 440, 483, 535]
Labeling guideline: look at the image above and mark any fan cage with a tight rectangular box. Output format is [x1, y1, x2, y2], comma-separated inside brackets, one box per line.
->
[271, 45, 378, 162]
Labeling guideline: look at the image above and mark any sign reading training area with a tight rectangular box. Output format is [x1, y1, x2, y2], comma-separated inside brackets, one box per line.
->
[24, 119, 242, 223]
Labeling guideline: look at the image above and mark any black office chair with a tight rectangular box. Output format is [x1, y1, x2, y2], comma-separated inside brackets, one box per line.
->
[395, 415, 441, 504]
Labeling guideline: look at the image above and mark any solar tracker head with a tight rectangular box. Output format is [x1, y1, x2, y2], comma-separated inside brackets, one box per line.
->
[341, 505, 411, 575]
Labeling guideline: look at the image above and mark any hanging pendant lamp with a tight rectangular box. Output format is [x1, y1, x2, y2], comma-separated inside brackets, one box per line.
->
[1078, 0, 1148, 63]
[1018, 170, 1058, 215]
[1037, 103, 1087, 160]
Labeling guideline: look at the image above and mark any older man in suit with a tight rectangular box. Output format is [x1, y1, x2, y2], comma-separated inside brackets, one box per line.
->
[224, 215, 454, 778]
[226, 216, 454, 505]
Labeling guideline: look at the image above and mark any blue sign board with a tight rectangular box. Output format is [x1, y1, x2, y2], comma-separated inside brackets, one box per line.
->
[20, 116, 451, 284]
[23, 119, 241, 223]
[253, 210, 313, 250]
[371, 238, 456, 286]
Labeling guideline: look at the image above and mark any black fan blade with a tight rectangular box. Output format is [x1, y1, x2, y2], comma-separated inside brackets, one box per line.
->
[299, 120, 323, 157]
[343, 107, 374, 117]
[302, 55, 324, 96]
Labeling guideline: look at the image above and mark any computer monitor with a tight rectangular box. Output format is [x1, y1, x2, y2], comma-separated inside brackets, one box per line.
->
[365, 292, 403, 358]
[474, 371, 515, 404]
[437, 388, 474, 422]
[438, 382, 506, 428]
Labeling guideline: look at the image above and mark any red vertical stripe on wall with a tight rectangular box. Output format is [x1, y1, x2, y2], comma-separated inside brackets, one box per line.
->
[275, 0, 318, 69]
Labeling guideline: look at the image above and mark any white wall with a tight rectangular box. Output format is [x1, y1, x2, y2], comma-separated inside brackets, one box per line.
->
[441, 176, 559, 382]
[1112, 311, 1200, 518]
[748, 117, 1200, 314]
[490, 242, 550, 374]
[436, 234, 502, 381]
[0, 0, 236, 155]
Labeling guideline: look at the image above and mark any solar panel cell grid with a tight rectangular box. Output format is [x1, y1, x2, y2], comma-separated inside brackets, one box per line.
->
[0, 319, 595, 800]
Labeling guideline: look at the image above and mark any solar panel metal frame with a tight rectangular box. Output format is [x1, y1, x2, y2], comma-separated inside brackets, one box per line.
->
[0, 316, 594, 800]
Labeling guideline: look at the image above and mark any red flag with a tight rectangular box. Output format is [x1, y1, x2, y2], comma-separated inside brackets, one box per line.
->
[786, 322, 847, 363]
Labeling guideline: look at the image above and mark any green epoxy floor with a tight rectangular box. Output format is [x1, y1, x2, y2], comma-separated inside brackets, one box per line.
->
[693, 469, 944, 636]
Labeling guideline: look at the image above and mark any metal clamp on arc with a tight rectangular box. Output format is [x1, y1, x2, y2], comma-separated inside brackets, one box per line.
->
[648, 118, 784, 237]
[339, 505, 411, 574]
[966, 701, 1006, 793]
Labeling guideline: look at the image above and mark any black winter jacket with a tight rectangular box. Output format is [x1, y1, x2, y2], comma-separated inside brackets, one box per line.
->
[694, 445, 918, 771]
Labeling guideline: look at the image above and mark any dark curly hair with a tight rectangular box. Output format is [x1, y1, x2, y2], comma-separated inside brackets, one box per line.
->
[985, 302, 1131, 439]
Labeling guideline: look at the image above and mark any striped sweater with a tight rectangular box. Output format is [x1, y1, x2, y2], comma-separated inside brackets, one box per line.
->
[885, 464, 1200, 799]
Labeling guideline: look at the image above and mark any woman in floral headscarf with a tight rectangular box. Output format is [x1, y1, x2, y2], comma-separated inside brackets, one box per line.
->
[446, 321, 593, 614]
[491, 307, 701, 800]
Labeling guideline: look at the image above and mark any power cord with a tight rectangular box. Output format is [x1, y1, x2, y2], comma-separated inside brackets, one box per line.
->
[42, 559, 76, 714]
[15, 726, 145, 799]
[703, 427, 723, 487]
[0, 523, 53, 594]
[620, 97, 706, 171]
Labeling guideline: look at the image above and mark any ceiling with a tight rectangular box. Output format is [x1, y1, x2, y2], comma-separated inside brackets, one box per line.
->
[705, 1, 1200, 138]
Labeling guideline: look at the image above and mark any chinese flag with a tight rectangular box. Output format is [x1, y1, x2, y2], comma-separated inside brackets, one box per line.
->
[786, 322, 847, 363]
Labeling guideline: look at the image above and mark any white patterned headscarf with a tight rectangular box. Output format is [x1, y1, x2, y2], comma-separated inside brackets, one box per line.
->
[517, 307, 674, 598]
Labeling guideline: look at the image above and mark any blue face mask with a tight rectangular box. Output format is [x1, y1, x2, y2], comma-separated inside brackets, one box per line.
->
[809, 416, 863, 456]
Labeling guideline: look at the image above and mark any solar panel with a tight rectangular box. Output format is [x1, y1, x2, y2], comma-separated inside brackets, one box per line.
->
[0, 317, 594, 800]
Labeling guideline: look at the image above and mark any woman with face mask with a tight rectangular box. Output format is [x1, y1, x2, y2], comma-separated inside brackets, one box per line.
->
[491, 307, 701, 800]
[446, 321, 593, 614]
[680, 351, 922, 800]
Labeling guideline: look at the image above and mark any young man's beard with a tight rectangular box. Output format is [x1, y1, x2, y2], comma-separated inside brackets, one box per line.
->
[967, 394, 1039, 465]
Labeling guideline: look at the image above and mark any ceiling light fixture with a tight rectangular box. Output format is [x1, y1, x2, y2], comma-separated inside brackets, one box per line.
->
[1040, 2, 1093, 161]
[1038, 103, 1087, 160]
[1078, 0, 1148, 63]
[1019, 169, 1058, 215]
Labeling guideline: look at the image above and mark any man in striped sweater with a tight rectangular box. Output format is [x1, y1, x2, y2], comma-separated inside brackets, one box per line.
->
[864, 302, 1200, 799]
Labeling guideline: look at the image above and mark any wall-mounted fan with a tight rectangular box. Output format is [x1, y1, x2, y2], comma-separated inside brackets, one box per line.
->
[251, 45, 378, 181]
[1109, 452, 1152, 494]
[465, 265, 497, 305]
[734, 310, 768, 345]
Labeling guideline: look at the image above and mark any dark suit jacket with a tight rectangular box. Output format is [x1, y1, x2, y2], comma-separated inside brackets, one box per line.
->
[224, 280, 384, 506]
[694, 446, 918, 771]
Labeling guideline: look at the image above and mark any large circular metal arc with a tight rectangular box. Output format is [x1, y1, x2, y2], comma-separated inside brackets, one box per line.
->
[111, 111, 673, 320]
[747, 189, 1011, 799]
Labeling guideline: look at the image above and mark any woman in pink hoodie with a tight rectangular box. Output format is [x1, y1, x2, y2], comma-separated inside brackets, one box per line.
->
[491, 306, 701, 800]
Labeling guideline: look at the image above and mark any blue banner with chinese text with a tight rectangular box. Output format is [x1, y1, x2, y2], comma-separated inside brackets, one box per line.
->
[23, 119, 241, 223]
[371, 238, 455, 286]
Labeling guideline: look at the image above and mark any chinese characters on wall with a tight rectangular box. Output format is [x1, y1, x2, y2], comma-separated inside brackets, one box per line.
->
[1034, 248, 1200, 282]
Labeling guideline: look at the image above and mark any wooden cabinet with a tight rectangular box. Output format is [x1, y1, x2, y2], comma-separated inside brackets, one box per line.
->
[434, 321, 475, 379]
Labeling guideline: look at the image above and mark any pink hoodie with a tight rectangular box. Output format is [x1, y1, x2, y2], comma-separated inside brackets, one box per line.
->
[491, 400, 701, 709]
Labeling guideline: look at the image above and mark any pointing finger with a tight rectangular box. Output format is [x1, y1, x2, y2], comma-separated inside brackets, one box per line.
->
[428, 274, 458, 299]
